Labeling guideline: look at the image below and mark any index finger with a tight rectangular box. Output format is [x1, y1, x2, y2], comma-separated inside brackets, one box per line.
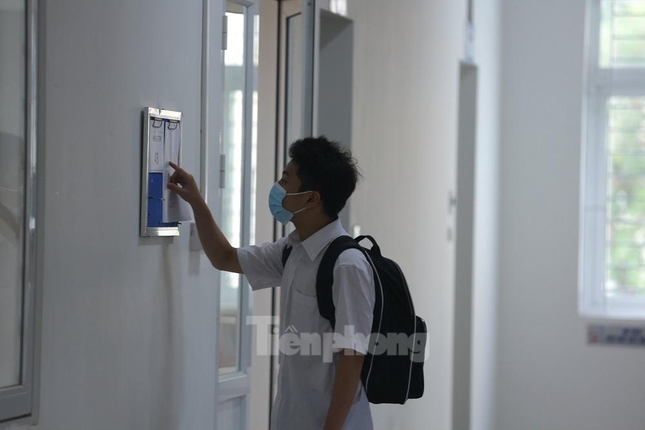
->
[168, 161, 182, 172]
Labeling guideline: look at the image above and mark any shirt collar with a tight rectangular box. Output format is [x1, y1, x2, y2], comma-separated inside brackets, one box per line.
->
[287, 218, 347, 261]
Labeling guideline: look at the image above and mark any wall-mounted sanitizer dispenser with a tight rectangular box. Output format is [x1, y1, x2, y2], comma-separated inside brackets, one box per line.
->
[140, 107, 192, 237]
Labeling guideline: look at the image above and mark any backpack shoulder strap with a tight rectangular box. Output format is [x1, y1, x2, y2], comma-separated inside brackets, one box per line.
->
[316, 235, 363, 330]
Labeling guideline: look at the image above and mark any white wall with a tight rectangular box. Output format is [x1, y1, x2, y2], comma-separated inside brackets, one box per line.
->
[9, 1, 224, 429]
[496, 1, 645, 429]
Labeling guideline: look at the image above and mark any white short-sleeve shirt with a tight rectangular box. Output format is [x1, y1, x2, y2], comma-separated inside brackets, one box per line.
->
[237, 219, 375, 430]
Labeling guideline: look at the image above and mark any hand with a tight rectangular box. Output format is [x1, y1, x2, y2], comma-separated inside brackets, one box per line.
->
[167, 161, 202, 206]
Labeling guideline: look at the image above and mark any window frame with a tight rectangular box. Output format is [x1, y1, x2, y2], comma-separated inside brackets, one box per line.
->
[218, 0, 258, 378]
[581, 0, 645, 319]
[216, 1, 259, 427]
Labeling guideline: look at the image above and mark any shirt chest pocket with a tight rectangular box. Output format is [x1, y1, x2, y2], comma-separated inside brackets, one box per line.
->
[290, 288, 323, 335]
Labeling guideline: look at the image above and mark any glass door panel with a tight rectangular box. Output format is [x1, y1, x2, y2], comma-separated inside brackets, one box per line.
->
[219, 1, 247, 376]
[0, 0, 27, 390]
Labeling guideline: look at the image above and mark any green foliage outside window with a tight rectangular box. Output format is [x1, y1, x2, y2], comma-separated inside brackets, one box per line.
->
[606, 97, 645, 296]
[599, 1, 645, 297]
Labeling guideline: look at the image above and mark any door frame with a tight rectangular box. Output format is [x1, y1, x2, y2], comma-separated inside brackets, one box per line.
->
[216, 1, 260, 429]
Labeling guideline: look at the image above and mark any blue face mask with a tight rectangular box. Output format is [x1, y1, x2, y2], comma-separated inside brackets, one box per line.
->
[268, 182, 312, 225]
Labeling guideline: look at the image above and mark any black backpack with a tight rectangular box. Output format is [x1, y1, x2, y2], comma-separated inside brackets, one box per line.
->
[282, 235, 426, 404]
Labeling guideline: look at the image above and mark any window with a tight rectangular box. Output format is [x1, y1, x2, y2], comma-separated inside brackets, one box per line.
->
[581, 0, 645, 318]
[0, 0, 38, 424]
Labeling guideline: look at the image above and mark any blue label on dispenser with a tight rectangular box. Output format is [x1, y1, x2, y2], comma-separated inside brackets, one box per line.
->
[148, 172, 179, 228]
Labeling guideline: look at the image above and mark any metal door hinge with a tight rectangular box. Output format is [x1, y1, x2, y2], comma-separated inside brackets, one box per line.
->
[222, 15, 228, 51]
[219, 154, 226, 188]
[448, 191, 458, 214]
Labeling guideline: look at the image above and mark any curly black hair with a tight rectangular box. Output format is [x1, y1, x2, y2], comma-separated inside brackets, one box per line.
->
[288, 136, 361, 219]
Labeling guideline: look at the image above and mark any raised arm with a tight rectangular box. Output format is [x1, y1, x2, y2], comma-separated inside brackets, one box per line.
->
[167, 161, 242, 273]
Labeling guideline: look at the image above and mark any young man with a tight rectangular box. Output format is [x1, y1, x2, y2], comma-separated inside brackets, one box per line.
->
[168, 137, 375, 430]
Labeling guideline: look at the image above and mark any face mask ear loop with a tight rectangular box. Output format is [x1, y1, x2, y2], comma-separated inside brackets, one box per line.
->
[291, 206, 308, 215]
[287, 190, 314, 215]
[285, 190, 313, 196]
